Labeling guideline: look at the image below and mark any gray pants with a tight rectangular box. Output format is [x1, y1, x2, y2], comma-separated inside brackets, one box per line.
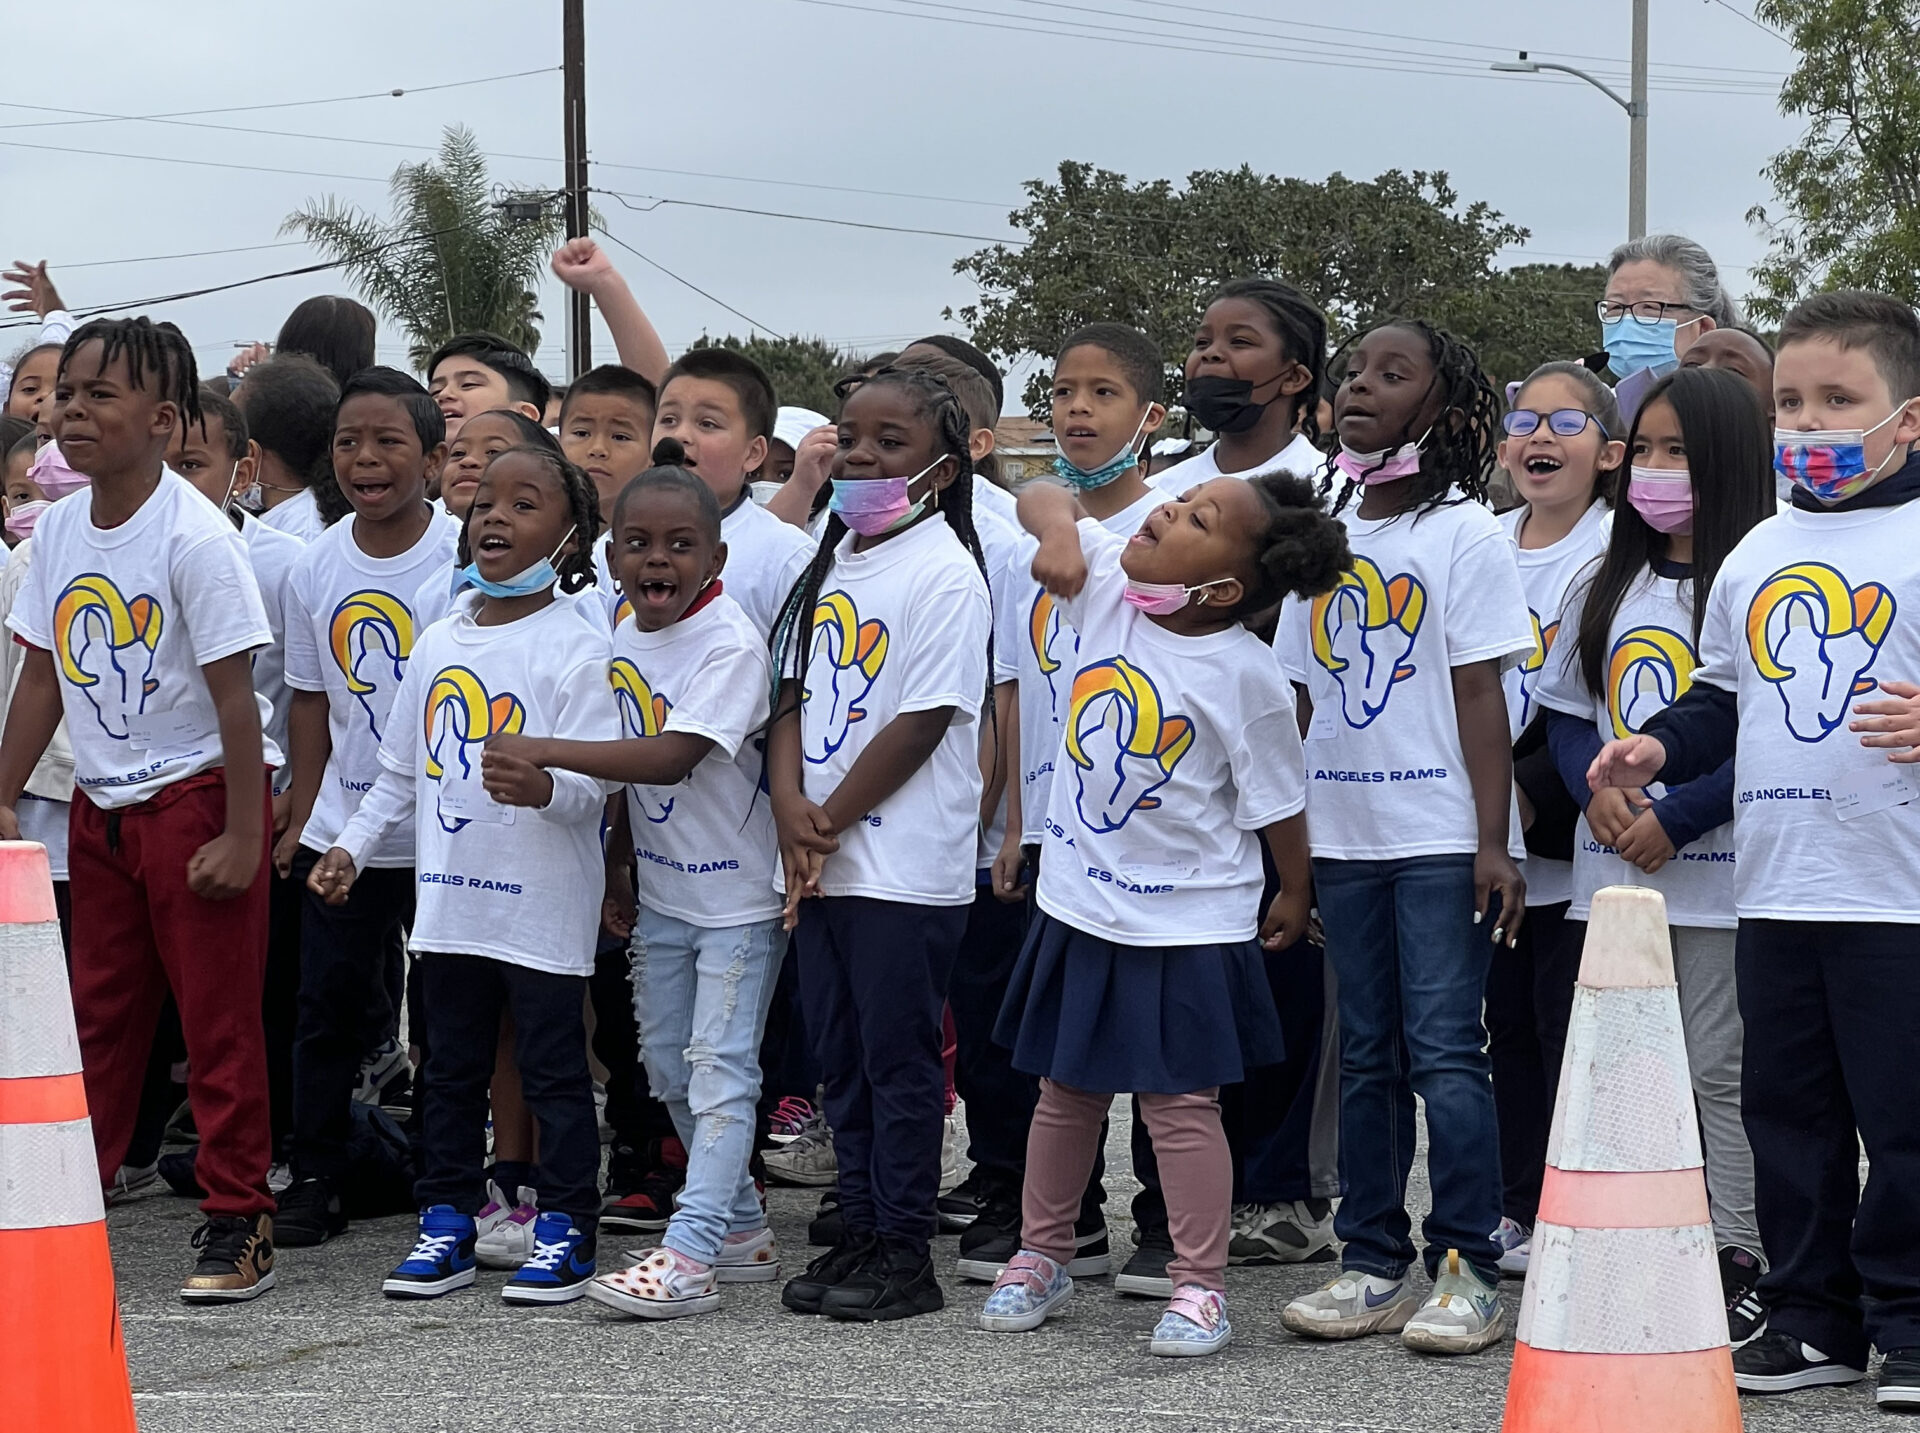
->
[1672, 925, 1760, 1253]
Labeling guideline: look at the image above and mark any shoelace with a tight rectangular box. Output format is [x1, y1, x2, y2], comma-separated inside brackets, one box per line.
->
[191, 1219, 253, 1261]
[770, 1096, 814, 1133]
[522, 1236, 572, 1273]
[405, 1231, 461, 1265]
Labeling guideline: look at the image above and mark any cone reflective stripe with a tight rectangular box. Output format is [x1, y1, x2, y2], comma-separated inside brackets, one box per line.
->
[0, 841, 138, 1432]
[1502, 886, 1742, 1433]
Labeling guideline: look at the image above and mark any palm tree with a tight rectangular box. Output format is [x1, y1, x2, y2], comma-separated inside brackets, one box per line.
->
[285, 126, 565, 367]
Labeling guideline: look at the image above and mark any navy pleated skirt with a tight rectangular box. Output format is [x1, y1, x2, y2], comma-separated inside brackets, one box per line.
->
[994, 912, 1286, 1095]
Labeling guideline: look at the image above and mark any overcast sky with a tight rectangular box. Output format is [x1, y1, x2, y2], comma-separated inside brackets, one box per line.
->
[2, 0, 1800, 405]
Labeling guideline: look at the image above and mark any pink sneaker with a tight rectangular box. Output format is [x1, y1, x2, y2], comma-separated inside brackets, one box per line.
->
[768, 1096, 816, 1143]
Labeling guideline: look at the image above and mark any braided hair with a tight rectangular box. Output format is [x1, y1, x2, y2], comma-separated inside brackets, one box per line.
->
[455, 443, 601, 595]
[1323, 319, 1501, 520]
[59, 317, 202, 439]
[767, 365, 995, 731]
[1209, 278, 1328, 444]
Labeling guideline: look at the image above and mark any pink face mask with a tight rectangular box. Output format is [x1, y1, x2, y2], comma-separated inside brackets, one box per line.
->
[1332, 434, 1427, 486]
[4, 500, 49, 542]
[1121, 576, 1231, 615]
[26, 443, 89, 501]
[1626, 465, 1694, 534]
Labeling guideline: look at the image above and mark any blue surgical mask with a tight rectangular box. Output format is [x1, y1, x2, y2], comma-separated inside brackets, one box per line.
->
[1052, 409, 1151, 491]
[1602, 315, 1696, 379]
[452, 525, 576, 599]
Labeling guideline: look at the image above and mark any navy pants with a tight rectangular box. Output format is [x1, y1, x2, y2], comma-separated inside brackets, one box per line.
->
[948, 880, 1037, 1189]
[795, 896, 967, 1256]
[1738, 920, 1920, 1365]
[1485, 901, 1578, 1227]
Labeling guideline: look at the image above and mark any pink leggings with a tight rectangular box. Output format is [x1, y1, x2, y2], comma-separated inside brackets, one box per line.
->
[1021, 1079, 1230, 1291]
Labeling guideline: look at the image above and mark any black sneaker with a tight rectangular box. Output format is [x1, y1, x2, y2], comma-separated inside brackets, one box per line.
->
[1878, 1347, 1920, 1410]
[1733, 1331, 1865, 1393]
[808, 1191, 844, 1247]
[180, 1213, 275, 1304]
[936, 1168, 1003, 1232]
[274, 1175, 347, 1247]
[1719, 1244, 1766, 1349]
[1114, 1226, 1175, 1299]
[157, 1148, 205, 1199]
[781, 1235, 876, 1315]
[600, 1137, 686, 1234]
[821, 1239, 945, 1321]
[956, 1205, 1111, 1282]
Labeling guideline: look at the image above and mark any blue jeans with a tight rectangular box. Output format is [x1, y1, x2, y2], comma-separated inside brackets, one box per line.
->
[1312, 854, 1502, 1283]
[631, 908, 785, 1264]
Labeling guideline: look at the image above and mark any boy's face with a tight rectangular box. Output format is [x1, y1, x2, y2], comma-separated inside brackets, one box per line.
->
[1775, 336, 1920, 481]
[763, 438, 797, 484]
[653, 376, 767, 506]
[333, 392, 442, 522]
[5, 348, 59, 422]
[561, 392, 655, 521]
[169, 414, 258, 510]
[430, 355, 521, 441]
[1051, 344, 1164, 472]
[1681, 329, 1775, 417]
[50, 342, 176, 480]
[612, 485, 726, 633]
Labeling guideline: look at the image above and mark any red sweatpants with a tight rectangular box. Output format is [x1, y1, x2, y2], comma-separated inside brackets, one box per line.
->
[69, 771, 273, 1218]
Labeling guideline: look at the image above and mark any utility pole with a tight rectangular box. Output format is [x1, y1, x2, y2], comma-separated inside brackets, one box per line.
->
[1629, 0, 1648, 240]
[562, 0, 591, 377]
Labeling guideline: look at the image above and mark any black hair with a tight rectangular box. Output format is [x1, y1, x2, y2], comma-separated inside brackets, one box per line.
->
[59, 317, 202, 436]
[456, 407, 560, 454]
[1207, 278, 1327, 441]
[1325, 318, 1501, 520]
[768, 365, 995, 727]
[1779, 289, 1920, 402]
[425, 331, 552, 415]
[1511, 359, 1625, 505]
[893, 348, 1004, 488]
[5, 343, 61, 404]
[337, 365, 446, 452]
[276, 295, 377, 390]
[233, 353, 339, 491]
[1574, 366, 1774, 697]
[1231, 473, 1354, 620]
[909, 335, 1004, 412]
[611, 447, 724, 541]
[454, 443, 601, 596]
[1057, 321, 1166, 406]
[1, 416, 35, 465]
[193, 386, 250, 460]
[560, 364, 659, 426]
[660, 348, 777, 442]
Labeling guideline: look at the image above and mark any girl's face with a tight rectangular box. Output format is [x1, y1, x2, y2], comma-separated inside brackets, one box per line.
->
[1630, 398, 1688, 474]
[1498, 373, 1624, 509]
[1335, 326, 1442, 454]
[1185, 297, 1298, 391]
[466, 451, 577, 585]
[5, 347, 59, 423]
[441, 411, 525, 518]
[3, 455, 44, 512]
[1121, 476, 1260, 609]
[832, 383, 959, 493]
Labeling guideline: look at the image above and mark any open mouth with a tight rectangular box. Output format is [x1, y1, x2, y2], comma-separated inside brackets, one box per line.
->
[638, 578, 678, 605]
[1063, 426, 1099, 441]
[1524, 455, 1565, 477]
[351, 477, 394, 499]
[476, 533, 513, 555]
[1128, 527, 1158, 547]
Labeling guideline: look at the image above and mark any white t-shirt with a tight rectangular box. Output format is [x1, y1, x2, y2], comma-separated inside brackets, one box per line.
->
[1151, 433, 1326, 494]
[720, 496, 816, 640]
[8, 475, 278, 809]
[1037, 521, 1305, 945]
[284, 509, 461, 865]
[1536, 565, 1736, 928]
[974, 472, 1019, 526]
[238, 510, 306, 795]
[1276, 497, 1534, 860]
[975, 500, 1023, 869]
[1690, 502, 1920, 922]
[1499, 500, 1612, 907]
[618, 593, 782, 928]
[260, 487, 327, 543]
[334, 595, 618, 974]
[1002, 489, 1163, 844]
[788, 513, 990, 905]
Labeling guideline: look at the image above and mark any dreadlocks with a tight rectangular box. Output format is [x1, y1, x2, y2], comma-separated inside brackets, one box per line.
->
[59, 316, 202, 440]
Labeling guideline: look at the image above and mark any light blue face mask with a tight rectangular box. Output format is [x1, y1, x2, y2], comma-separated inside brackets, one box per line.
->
[1602, 315, 1700, 378]
[452, 525, 575, 599]
[1052, 409, 1152, 491]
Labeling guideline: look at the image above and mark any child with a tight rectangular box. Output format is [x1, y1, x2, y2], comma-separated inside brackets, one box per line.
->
[549, 239, 672, 384]
[1485, 361, 1621, 1275]
[556, 364, 658, 622]
[426, 332, 551, 443]
[1590, 290, 1920, 1407]
[758, 405, 833, 501]
[235, 354, 342, 540]
[983, 470, 1347, 1356]
[414, 410, 563, 626]
[309, 445, 616, 1304]
[1277, 320, 1532, 1356]
[3, 423, 46, 544]
[4, 342, 60, 423]
[274, 367, 458, 1246]
[0, 318, 279, 1302]
[1537, 365, 1773, 1342]
[767, 366, 993, 1321]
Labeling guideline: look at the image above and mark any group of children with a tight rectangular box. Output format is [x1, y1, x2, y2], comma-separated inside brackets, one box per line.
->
[2, 235, 1917, 1407]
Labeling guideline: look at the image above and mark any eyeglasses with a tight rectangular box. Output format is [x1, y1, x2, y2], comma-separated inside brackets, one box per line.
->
[1596, 299, 1700, 326]
[1502, 408, 1608, 439]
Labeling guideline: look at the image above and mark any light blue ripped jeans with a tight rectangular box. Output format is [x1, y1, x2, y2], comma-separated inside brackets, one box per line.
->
[631, 907, 786, 1264]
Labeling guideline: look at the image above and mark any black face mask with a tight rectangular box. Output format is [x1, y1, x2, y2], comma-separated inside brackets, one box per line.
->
[1185, 373, 1280, 435]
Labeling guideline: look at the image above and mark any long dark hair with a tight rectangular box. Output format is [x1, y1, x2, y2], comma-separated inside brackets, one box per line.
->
[1574, 366, 1774, 696]
[276, 296, 377, 390]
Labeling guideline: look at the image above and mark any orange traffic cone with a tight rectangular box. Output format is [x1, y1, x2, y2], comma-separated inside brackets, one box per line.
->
[1502, 885, 1741, 1433]
[0, 841, 138, 1431]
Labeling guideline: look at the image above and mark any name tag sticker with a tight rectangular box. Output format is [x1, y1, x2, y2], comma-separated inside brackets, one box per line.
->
[437, 787, 517, 826]
[1833, 766, 1916, 823]
[1306, 707, 1338, 743]
[1119, 861, 1195, 884]
[126, 707, 204, 752]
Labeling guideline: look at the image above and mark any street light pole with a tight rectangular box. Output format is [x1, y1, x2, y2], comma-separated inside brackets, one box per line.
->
[562, 0, 591, 377]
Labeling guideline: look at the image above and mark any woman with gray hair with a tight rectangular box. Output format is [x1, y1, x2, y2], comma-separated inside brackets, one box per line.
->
[1599, 234, 1743, 378]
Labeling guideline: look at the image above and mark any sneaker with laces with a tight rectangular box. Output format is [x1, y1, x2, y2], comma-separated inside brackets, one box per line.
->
[353, 1036, 410, 1105]
[980, 1251, 1072, 1332]
[1150, 1285, 1231, 1357]
[1115, 1226, 1176, 1299]
[957, 1203, 1110, 1282]
[767, 1096, 816, 1144]
[275, 1175, 347, 1247]
[823, 1239, 944, 1322]
[105, 1161, 161, 1207]
[1401, 1249, 1507, 1354]
[1492, 1217, 1531, 1277]
[1282, 1268, 1420, 1339]
[782, 1235, 876, 1315]
[382, 1207, 477, 1299]
[502, 1213, 596, 1304]
[1877, 1347, 1920, 1410]
[600, 1137, 687, 1234]
[1228, 1199, 1337, 1266]
[589, 1245, 720, 1319]
[1718, 1244, 1766, 1348]
[474, 1184, 540, 1269]
[764, 1115, 837, 1186]
[179, 1213, 275, 1304]
[1733, 1331, 1864, 1393]
[937, 1167, 1004, 1231]
[713, 1225, 781, 1282]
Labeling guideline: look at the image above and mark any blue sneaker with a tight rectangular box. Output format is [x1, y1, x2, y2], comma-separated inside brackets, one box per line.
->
[502, 1212, 596, 1304]
[1150, 1285, 1231, 1357]
[382, 1206, 477, 1299]
[980, 1250, 1072, 1332]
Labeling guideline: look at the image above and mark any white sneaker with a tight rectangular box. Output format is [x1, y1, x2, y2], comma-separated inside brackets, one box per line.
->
[940, 1112, 963, 1194]
[267, 1162, 294, 1196]
[1401, 1248, 1508, 1354]
[1492, 1217, 1530, 1277]
[1228, 1200, 1337, 1265]
[587, 1246, 721, 1320]
[353, 1037, 410, 1105]
[763, 1116, 837, 1186]
[1281, 1269, 1421, 1339]
[713, 1226, 781, 1283]
[474, 1184, 540, 1269]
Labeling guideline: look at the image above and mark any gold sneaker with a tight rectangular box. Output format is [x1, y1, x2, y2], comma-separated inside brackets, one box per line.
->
[180, 1213, 276, 1304]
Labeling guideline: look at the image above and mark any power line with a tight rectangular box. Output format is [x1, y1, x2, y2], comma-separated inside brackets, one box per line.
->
[1705, 0, 1790, 43]
[589, 225, 780, 334]
[0, 139, 390, 184]
[58, 239, 316, 271]
[595, 188, 1018, 244]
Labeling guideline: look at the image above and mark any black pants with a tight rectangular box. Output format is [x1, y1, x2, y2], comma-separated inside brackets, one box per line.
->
[416, 952, 599, 1229]
[948, 882, 1037, 1188]
[754, 934, 823, 1145]
[1486, 901, 1578, 1227]
[289, 850, 414, 1184]
[263, 863, 305, 1150]
[1739, 919, 1920, 1364]
[795, 895, 967, 1256]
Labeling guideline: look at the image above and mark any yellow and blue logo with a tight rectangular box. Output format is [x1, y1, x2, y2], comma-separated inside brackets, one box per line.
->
[1028, 589, 1073, 715]
[54, 574, 163, 741]
[1310, 557, 1426, 729]
[802, 591, 888, 764]
[331, 590, 416, 740]
[423, 665, 525, 832]
[1063, 656, 1193, 833]
[1512, 609, 1558, 727]
[1606, 625, 1697, 739]
[1745, 561, 1895, 743]
[611, 658, 676, 822]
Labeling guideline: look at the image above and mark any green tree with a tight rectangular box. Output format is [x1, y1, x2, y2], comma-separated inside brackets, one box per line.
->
[1451, 263, 1611, 386]
[693, 333, 865, 414]
[285, 126, 565, 367]
[1746, 0, 1920, 322]
[953, 161, 1594, 413]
